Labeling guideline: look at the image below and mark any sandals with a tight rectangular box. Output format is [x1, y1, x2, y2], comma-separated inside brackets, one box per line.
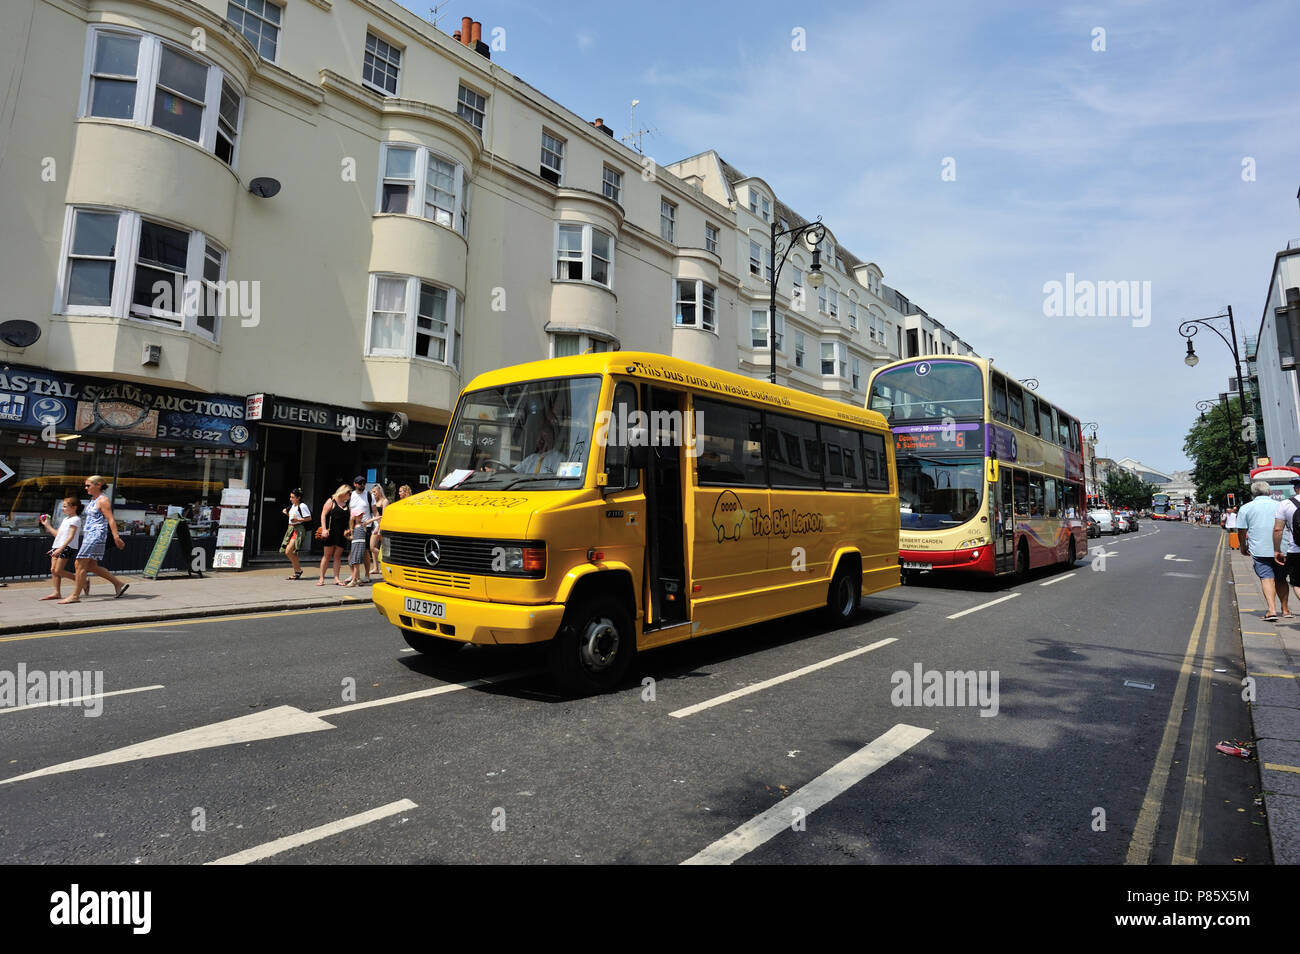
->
[1265, 614, 1279, 622]
[286, 570, 303, 580]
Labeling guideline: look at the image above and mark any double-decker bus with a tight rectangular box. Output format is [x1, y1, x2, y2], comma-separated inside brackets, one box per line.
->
[1151, 492, 1173, 519]
[373, 352, 900, 692]
[867, 356, 1087, 580]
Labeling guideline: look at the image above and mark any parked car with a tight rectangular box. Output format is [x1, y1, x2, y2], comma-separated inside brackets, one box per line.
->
[1089, 508, 1115, 535]
[1087, 515, 1100, 538]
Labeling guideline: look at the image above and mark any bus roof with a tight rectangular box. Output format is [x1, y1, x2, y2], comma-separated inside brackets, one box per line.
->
[868, 354, 1079, 422]
[462, 352, 888, 431]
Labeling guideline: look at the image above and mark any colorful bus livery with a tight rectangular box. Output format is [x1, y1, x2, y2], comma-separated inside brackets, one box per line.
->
[868, 356, 1087, 580]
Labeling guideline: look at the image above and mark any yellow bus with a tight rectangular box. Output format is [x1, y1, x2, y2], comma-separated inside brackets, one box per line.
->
[372, 352, 900, 692]
[866, 355, 1087, 581]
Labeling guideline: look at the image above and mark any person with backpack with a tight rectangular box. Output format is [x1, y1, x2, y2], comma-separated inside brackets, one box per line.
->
[1272, 475, 1300, 619]
[1237, 482, 1281, 621]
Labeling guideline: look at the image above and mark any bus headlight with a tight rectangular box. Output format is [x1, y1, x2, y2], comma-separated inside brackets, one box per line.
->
[493, 545, 546, 575]
[381, 535, 391, 561]
[957, 536, 988, 549]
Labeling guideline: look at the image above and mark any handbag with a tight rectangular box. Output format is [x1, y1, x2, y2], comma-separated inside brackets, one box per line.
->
[314, 526, 328, 541]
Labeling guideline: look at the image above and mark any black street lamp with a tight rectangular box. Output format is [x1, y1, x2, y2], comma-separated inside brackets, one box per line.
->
[1081, 422, 1099, 499]
[768, 217, 826, 384]
[1179, 306, 1253, 479]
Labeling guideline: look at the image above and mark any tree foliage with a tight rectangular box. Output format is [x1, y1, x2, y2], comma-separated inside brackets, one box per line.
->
[1183, 397, 1247, 506]
[1102, 468, 1162, 510]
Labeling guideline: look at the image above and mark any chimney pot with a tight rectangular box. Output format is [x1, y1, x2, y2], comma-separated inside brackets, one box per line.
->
[471, 20, 482, 44]
[461, 16, 472, 45]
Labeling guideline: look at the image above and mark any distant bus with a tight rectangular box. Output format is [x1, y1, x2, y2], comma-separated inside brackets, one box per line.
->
[1151, 493, 1172, 519]
[867, 355, 1086, 580]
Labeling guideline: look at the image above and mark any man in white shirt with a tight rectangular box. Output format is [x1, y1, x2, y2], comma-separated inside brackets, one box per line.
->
[349, 476, 376, 582]
[516, 423, 563, 475]
[1273, 476, 1300, 618]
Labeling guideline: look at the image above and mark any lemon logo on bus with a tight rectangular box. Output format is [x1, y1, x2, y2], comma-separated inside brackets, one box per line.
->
[712, 490, 746, 543]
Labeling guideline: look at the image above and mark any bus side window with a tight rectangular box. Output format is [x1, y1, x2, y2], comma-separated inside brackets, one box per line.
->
[1025, 395, 1040, 437]
[990, 373, 1008, 424]
[1046, 478, 1059, 518]
[1013, 470, 1029, 515]
[604, 382, 640, 490]
[1006, 384, 1025, 430]
[862, 432, 890, 493]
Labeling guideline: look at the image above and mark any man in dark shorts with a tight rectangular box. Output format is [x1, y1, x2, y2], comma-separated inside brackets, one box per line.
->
[1272, 476, 1300, 619]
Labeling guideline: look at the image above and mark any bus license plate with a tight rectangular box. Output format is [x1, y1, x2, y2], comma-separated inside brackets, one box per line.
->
[903, 562, 932, 570]
[404, 598, 446, 619]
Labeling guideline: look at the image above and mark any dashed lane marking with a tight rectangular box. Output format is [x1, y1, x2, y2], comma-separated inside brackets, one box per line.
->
[946, 593, 1021, 620]
[0, 684, 163, 716]
[680, 724, 932, 865]
[205, 799, 418, 865]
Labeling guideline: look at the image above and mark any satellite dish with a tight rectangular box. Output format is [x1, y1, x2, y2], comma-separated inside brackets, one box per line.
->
[248, 177, 281, 198]
[0, 320, 40, 348]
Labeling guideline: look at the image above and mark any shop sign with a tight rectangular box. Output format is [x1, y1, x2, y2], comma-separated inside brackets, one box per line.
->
[0, 365, 252, 449]
[249, 394, 390, 438]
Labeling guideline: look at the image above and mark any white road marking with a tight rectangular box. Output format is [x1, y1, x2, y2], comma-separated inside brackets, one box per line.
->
[1164, 572, 1199, 578]
[668, 639, 897, 719]
[0, 684, 163, 715]
[1, 671, 535, 786]
[946, 593, 1020, 620]
[1163, 554, 1192, 562]
[205, 799, 418, 865]
[681, 724, 932, 865]
[1040, 573, 1077, 587]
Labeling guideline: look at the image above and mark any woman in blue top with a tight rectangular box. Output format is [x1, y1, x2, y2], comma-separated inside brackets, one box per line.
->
[59, 475, 129, 603]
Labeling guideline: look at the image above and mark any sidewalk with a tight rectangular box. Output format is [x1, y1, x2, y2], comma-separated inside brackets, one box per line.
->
[0, 565, 374, 635]
[1228, 546, 1300, 865]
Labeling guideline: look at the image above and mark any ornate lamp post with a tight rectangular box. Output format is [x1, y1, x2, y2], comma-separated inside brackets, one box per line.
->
[1179, 306, 1252, 478]
[768, 218, 826, 384]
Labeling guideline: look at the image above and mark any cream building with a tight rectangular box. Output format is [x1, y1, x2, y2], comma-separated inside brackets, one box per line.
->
[0, 0, 978, 569]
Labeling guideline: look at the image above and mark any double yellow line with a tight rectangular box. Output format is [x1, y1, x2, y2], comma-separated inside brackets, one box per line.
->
[1125, 541, 1225, 865]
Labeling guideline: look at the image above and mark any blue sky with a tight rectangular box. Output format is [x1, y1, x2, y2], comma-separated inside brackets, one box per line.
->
[403, 0, 1300, 471]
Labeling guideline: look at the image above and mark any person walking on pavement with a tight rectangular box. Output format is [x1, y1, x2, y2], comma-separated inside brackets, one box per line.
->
[280, 488, 311, 580]
[39, 497, 88, 601]
[59, 475, 129, 603]
[1273, 476, 1300, 620]
[349, 476, 377, 583]
[1237, 481, 1282, 621]
[317, 485, 352, 586]
[368, 483, 389, 573]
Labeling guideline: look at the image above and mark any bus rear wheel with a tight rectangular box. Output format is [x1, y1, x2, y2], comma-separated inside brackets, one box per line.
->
[1014, 542, 1029, 583]
[401, 628, 464, 659]
[1066, 538, 1077, 566]
[824, 560, 862, 626]
[549, 595, 635, 695]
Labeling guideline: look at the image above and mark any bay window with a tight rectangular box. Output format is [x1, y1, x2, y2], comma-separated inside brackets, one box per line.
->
[551, 332, 612, 357]
[376, 143, 470, 234]
[675, 279, 716, 332]
[57, 206, 227, 339]
[367, 274, 463, 366]
[821, 341, 847, 377]
[82, 28, 243, 168]
[554, 223, 614, 287]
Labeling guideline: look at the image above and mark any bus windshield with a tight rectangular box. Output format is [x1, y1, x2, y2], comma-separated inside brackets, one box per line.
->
[897, 455, 984, 529]
[868, 361, 985, 422]
[434, 376, 602, 490]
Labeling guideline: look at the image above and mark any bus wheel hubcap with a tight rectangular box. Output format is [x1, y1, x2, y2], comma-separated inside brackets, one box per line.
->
[838, 577, 854, 613]
[580, 618, 619, 670]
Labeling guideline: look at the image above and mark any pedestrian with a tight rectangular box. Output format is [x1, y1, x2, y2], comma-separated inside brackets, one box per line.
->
[398, 484, 412, 500]
[280, 488, 311, 580]
[343, 511, 366, 586]
[59, 475, 129, 603]
[316, 484, 352, 586]
[1226, 507, 1238, 533]
[38, 497, 88, 601]
[1237, 481, 1282, 621]
[1273, 476, 1300, 620]
[349, 475, 377, 583]
[368, 483, 389, 571]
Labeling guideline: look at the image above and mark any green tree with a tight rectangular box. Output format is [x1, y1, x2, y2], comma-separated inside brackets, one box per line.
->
[1183, 397, 1246, 506]
[1102, 468, 1161, 509]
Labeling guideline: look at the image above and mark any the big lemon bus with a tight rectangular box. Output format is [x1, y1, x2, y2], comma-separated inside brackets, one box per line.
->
[866, 355, 1086, 581]
[373, 352, 900, 692]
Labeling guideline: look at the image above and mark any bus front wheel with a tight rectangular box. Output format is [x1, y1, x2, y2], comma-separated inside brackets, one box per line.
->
[824, 561, 862, 626]
[550, 595, 635, 694]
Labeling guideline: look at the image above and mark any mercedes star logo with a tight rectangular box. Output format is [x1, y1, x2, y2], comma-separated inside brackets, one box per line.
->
[423, 538, 441, 566]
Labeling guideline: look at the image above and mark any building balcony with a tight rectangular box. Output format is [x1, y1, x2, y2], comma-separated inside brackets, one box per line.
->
[47, 314, 220, 393]
[368, 214, 467, 290]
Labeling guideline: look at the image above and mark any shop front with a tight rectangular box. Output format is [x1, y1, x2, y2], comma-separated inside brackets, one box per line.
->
[245, 394, 444, 557]
[0, 365, 251, 580]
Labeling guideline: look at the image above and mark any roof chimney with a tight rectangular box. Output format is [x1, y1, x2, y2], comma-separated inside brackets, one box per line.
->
[470, 20, 482, 44]
[460, 16, 472, 45]
[589, 117, 614, 137]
